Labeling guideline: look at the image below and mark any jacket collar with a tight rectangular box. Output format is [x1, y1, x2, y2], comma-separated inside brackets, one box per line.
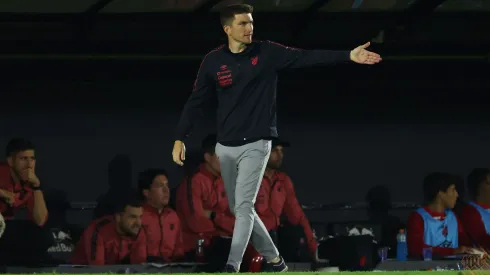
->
[199, 163, 219, 180]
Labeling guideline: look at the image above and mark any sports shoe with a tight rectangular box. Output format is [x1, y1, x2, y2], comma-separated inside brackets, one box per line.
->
[263, 256, 288, 272]
[222, 264, 239, 273]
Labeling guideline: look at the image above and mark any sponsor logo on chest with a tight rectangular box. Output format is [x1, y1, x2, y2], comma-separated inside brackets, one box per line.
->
[217, 65, 232, 87]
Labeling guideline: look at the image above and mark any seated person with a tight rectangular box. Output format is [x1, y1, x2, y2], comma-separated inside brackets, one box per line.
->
[175, 134, 234, 257]
[70, 193, 147, 265]
[138, 168, 184, 262]
[0, 138, 52, 266]
[460, 168, 490, 250]
[254, 139, 320, 262]
[407, 172, 472, 258]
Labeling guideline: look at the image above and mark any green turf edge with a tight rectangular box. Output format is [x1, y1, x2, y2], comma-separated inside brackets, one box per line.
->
[8, 272, 474, 275]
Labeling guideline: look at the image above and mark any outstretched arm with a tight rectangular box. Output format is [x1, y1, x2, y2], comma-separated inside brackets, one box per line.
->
[268, 41, 381, 70]
[349, 42, 382, 64]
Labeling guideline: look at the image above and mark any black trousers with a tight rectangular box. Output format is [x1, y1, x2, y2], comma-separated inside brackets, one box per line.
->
[0, 220, 54, 266]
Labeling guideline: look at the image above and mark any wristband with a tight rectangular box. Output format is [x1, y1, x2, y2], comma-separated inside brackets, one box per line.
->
[31, 185, 42, 191]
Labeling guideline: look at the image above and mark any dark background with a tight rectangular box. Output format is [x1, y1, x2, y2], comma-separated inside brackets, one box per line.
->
[1, 0, 489, 210]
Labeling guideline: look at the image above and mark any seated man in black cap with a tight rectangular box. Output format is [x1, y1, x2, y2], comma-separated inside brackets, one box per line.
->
[248, 139, 322, 264]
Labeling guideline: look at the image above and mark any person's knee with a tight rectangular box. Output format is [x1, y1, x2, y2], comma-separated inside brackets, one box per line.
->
[0, 221, 53, 265]
[234, 200, 255, 216]
[24, 223, 55, 251]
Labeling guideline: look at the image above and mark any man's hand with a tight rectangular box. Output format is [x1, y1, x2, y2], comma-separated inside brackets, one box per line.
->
[350, 42, 382, 65]
[0, 189, 15, 206]
[20, 168, 40, 188]
[172, 140, 186, 166]
[0, 212, 5, 239]
[455, 246, 473, 254]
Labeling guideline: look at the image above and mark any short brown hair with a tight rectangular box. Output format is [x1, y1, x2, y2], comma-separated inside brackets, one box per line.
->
[219, 4, 253, 26]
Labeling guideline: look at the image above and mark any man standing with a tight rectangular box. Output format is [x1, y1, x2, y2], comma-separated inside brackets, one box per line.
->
[172, 4, 382, 272]
[0, 138, 51, 265]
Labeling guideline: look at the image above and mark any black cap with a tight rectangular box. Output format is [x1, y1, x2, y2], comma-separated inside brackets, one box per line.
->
[467, 168, 490, 198]
[271, 138, 290, 148]
[468, 168, 490, 185]
[201, 134, 218, 154]
[202, 134, 217, 149]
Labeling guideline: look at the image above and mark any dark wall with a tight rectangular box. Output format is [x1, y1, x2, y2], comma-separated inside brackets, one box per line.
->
[1, 58, 489, 205]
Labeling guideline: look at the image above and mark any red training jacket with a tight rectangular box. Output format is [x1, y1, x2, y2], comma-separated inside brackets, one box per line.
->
[407, 206, 472, 258]
[460, 201, 490, 250]
[141, 203, 184, 262]
[176, 164, 235, 253]
[255, 170, 318, 255]
[0, 162, 48, 226]
[70, 215, 147, 265]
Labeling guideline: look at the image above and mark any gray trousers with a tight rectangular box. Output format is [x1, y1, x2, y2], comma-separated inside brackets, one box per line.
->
[215, 140, 280, 270]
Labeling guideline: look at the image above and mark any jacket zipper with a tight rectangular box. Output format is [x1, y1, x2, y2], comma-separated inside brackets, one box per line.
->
[211, 179, 225, 231]
[158, 212, 164, 258]
[119, 238, 123, 263]
[270, 178, 280, 228]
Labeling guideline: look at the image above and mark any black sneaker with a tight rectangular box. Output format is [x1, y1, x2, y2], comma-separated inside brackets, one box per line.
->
[222, 264, 239, 273]
[263, 256, 288, 272]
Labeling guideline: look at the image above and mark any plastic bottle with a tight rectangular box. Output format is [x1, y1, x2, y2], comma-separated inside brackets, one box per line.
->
[396, 229, 408, 261]
[196, 234, 205, 263]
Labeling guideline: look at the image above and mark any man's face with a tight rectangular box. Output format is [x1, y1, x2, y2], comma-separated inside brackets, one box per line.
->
[440, 184, 459, 209]
[8, 150, 36, 177]
[204, 152, 221, 174]
[224, 13, 254, 44]
[267, 145, 284, 169]
[482, 174, 490, 195]
[116, 206, 143, 237]
[144, 175, 170, 208]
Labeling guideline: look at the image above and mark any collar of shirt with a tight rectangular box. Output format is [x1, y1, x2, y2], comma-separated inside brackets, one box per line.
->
[106, 221, 139, 242]
[222, 41, 257, 56]
[423, 206, 447, 220]
[264, 170, 283, 183]
[473, 200, 490, 209]
[142, 202, 171, 216]
[198, 163, 219, 181]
